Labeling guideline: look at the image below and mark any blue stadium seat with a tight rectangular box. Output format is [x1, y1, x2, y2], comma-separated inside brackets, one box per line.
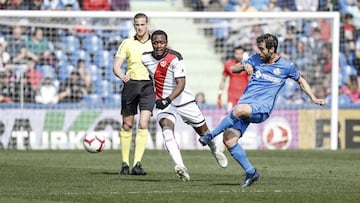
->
[69, 50, 91, 67]
[54, 50, 68, 67]
[94, 80, 114, 98]
[105, 94, 121, 107]
[87, 64, 103, 82]
[37, 65, 56, 81]
[82, 34, 104, 55]
[83, 94, 103, 106]
[94, 50, 113, 69]
[58, 64, 75, 81]
[118, 20, 131, 38]
[60, 35, 81, 53]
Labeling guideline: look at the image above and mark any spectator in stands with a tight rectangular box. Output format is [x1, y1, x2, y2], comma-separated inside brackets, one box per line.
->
[338, 0, 350, 13]
[265, 0, 281, 12]
[41, 0, 62, 10]
[0, 69, 12, 103]
[35, 75, 59, 104]
[5, 25, 38, 65]
[25, 27, 54, 66]
[26, 58, 42, 91]
[58, 70, 87, 103]
[347, 0, 360, 27]
[293, 40, 313, 73]
[344, 13, 356, 40]
[285, 85, 307, 105]
[191, 0, 225, 11]
[110, 0, 130, 11]
[236, 0, 257, 12]
[60, 0, 80, 10]
[318, 19, 332, 43]
[0, 0, 9, 9]
[325, 85, 352, 106]
[341, 75, 360, 103]
[0, 43, 10, 68]
[30, 0, 42, 10]
[76, 59, 92, 92]
[250, 0, 270, 11]
[11, 73, 36, 103]
[7, 0, 29, 10]
[195, 91, 206, 105]
[309, 26, 324, 60]
[318, 0, 330, 11]
[82, 0, 109, 11]
[295, 0, 318, 11]
[279, 24, 297, 60]
[319, 42, 332, 74]
[353, 35, 360, 74]
[277, 0, 296, 11]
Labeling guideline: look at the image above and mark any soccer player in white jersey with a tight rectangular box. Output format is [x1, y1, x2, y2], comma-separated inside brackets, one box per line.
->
[199, 33, 326, 187]
[141, 30, 228, 181]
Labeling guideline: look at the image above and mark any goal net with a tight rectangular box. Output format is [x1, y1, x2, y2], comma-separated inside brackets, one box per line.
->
[0, 11, 342, 150]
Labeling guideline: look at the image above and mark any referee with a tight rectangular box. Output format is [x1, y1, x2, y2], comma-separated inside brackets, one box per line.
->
[112, 13, 154, 176]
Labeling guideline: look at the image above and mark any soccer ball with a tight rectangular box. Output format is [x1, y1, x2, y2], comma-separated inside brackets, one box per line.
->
[83, 133, 105, 153]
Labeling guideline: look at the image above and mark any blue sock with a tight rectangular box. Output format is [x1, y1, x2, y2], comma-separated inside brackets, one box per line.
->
[228, 143, 255, 174]
[210, 111, 239, 138]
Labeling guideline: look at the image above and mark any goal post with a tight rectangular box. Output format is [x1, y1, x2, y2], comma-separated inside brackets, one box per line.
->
[0, 10, 340, 150]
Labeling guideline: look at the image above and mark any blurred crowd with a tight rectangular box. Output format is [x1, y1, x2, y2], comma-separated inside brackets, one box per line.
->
[190, 0, 360, 105]
[0, 0, 130, 11]
[0, 0, 360, 106]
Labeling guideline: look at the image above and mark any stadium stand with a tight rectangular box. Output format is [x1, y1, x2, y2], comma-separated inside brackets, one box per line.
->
[0, 0, 359, 107]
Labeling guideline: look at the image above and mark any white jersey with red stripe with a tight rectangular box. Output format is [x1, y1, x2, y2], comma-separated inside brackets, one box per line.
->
[141, 49, 195, 106]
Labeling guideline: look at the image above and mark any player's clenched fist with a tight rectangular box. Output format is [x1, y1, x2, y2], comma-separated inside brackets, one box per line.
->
[155, 97, 172, 109]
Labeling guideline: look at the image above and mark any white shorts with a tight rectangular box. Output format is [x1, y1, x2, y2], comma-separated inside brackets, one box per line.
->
[157, 101, 206, 128]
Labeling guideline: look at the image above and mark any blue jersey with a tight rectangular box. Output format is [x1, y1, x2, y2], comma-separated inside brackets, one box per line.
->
[238, 53, 300, 115]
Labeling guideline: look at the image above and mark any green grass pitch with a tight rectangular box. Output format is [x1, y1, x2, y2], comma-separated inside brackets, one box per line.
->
[1, 149, 360, 203]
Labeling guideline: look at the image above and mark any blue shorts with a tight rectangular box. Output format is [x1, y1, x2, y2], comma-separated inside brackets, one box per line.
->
[232, 103, 270, 135]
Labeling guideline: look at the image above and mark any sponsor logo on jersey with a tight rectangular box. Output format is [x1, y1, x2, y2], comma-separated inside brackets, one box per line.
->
[160, 61, 167, 67]
[254, 70, 281, 84]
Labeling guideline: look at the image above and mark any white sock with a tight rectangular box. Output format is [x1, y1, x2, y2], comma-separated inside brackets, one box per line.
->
[201, 129, 218, 154]
[163, 128, 185, 167]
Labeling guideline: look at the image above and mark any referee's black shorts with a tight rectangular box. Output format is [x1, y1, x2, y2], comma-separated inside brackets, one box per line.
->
[121, 80, 155, 116]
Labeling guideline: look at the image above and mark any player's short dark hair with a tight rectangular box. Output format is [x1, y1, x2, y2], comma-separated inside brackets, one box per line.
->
[151, 30, 168, 42]
[233, 45, 245, 52]
[256, 33, 278, 52]
[134, 13, 148, 23]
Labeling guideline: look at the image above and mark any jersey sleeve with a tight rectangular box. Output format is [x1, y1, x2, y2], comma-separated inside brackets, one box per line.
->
[114, 39, 128, 59]
[173, 58, 187, 78]
[223, 60, 232, 76]
[288, 62, 301, 81]
[243, 53, 258, 67]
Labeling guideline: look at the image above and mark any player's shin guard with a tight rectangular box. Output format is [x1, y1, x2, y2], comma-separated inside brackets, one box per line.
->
[211, 110, 240, 138]
[133, 128, 148, 166]
[120, 128, 132, 165]
[228, 143, 255, 174]
[163, 127, 185, 167]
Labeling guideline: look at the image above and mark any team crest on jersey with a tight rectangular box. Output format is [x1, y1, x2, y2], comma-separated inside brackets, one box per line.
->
[273, 68, 280, 75]
[160, 61, 167, 67]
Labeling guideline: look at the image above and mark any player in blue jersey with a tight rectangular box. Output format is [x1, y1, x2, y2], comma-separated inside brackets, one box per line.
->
[199, 33, 325, 187]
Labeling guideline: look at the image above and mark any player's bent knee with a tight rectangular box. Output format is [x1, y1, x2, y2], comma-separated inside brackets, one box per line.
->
[233, 104, 251, 118]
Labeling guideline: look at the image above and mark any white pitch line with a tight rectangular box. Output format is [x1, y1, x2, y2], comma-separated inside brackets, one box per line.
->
[52, 189, 287, 196]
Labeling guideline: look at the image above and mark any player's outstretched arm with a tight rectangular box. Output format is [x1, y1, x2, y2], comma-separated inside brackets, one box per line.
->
[232, 63, 253, 75]
[297, 76, 325, 106]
